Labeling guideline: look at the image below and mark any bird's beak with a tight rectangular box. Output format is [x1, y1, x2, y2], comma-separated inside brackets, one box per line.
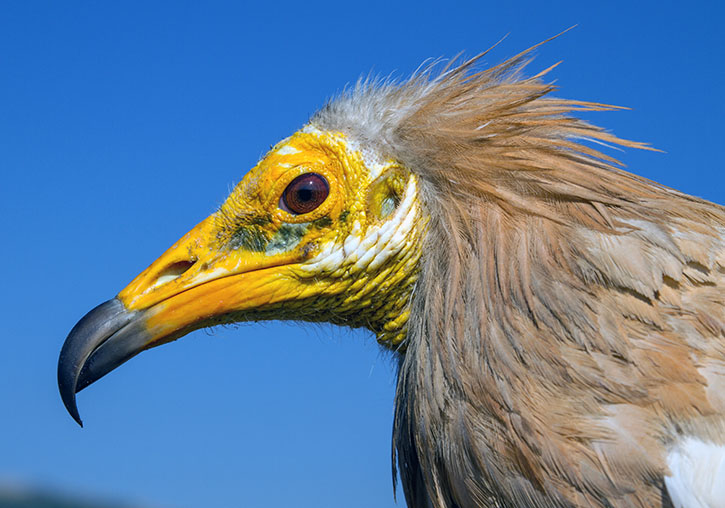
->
[58, 215, 307, 426]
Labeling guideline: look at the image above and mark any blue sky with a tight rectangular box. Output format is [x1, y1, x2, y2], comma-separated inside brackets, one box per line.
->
[1, 1, 723, 507]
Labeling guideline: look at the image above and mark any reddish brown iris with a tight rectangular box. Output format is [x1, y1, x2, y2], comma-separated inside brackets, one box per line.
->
[280, 173, 329, 214]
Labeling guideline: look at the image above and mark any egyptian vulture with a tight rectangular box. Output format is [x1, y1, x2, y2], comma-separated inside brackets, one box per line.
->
[58, 42, 725, 508]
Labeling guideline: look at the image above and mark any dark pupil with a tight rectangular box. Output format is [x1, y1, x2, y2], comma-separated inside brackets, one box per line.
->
[282, 173, 329, 214]
[296, 187, 313, 202]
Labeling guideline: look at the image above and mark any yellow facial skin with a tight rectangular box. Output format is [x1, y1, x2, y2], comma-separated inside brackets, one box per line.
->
[116, 128, 426, 350]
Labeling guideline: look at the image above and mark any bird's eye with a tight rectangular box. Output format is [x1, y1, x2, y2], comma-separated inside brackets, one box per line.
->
[280, 173, 329, 215]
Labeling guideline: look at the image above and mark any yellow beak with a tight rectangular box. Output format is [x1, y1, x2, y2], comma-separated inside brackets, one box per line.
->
[57, 214, 310, 426]
[119, 216, 308, 343]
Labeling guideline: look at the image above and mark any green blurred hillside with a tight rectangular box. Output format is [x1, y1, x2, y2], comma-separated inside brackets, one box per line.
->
[0, 489, 146, 508]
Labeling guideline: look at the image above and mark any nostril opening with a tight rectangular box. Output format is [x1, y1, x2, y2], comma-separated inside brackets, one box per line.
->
[162, 260, 196, 277]
[153, 260, 196, 288]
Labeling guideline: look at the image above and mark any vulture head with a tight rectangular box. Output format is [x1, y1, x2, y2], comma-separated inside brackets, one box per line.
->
[59, 42, 725, 508]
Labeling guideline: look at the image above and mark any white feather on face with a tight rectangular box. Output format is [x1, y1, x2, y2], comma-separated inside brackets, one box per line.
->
[299, 172, 421, 274]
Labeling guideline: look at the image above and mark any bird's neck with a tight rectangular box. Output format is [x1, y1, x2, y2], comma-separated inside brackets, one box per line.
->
[346, 226, 426, 350]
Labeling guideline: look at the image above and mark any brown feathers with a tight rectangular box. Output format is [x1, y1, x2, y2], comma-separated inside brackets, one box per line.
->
[319, 43, 725, 507]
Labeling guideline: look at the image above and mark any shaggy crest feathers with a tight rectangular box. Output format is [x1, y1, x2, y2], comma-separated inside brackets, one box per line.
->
[317, 43, 725, 507]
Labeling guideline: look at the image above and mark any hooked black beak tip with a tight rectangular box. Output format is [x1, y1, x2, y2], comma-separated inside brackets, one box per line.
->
[57, 362, 83, 427]
[57, 298, 142, 427]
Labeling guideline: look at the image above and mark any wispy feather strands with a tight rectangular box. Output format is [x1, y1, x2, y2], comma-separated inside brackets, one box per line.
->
[316, 41, 725, 507]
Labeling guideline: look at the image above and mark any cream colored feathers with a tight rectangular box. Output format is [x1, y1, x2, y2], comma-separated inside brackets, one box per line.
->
[317, 45, 725, 507]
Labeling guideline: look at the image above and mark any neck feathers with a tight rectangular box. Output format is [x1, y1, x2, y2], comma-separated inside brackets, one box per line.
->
[320, 46, 725, 507]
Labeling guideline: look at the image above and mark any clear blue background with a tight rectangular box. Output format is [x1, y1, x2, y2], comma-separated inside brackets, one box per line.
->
[1, 1, 723, 507]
